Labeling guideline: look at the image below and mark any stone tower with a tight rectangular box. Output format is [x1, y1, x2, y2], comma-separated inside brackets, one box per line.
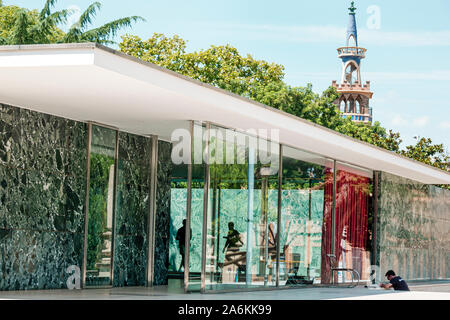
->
[332, 2, 373, 123]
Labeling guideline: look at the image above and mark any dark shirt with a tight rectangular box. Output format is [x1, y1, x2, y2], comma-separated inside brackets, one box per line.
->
[176, 226, 192, 246]
[390, 276, 410, 291]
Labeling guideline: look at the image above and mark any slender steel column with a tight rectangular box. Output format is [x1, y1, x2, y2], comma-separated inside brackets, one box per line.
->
[331, 160, 337, 255]
[146, 135, 159, 286]
[215, 185, 222, 275]
[330, 160, 338, 284]
[262, 176, 269, 286]
[372, 171, 379, 268]
[81, 122, 92, 288]
[275, 144, 283, 287]
[211, 171, 218, 277]
[184, 121, 193, 292]
[306, 176, 312, 279]
[110, 130, 120, 286]
[200, 122, 211, 293]
[246, 146, 255, 285]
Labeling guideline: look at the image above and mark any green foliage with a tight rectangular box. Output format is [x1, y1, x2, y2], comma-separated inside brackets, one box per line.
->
[336, 119, 402, 152]
[0, 4, 65, 44]
[87, 153, 114, 270]
[400, 138, 450, 189]
[62, 2, 144, 45]
[0, 0, 144, 45]
[120, 33, 285, 97]
[400, 137, 449, 170]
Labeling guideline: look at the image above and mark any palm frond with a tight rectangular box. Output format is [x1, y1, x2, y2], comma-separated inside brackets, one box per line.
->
[34, 8, 72, 43]
[48, 8, 74, 25]
[10, 8, 32, 44]
[39, 0, 58, 20]
[78, 2, 101, 31]
[63, 2, 102, 43]
[62, 28, 81, 43]
[82, 16, 145, 43]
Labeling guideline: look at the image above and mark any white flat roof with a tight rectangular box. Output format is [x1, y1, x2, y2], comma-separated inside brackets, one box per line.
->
[0, 43, 449, 184]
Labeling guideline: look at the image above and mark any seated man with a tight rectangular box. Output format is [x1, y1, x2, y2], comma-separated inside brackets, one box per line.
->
[380, 270, 410, 291]
[223, 222, 243, 254]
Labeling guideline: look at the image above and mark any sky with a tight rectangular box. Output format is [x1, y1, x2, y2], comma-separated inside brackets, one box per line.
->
[5, 0, 450, 150]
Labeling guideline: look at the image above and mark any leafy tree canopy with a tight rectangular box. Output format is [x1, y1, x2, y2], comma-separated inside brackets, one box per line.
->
[400, 137, 449, 172]
[120, 33, 285, 98]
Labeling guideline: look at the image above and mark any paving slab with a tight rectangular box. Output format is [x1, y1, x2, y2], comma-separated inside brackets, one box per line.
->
[0, 281, 448, 300]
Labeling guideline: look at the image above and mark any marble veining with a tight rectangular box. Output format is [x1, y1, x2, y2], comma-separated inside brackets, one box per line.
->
[377, 172, 450, 281]
[0, 103, 87, 291]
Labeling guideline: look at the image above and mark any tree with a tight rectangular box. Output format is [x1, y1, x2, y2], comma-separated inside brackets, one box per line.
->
[62, 2, 144, 45]
[336, 119, 402, 152]
[120, 33, 285, 98]
[0, 2, 67, 44]
[400, 137, 450, 172]
[0, 0, 144, 45]
[119, 33, 187, 72]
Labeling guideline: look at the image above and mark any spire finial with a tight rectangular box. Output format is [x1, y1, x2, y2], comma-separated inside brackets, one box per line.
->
[349, 1, 357, 15]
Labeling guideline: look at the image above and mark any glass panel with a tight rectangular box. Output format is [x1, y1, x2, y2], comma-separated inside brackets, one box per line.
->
[280, 146, 333, 287]
[167, 122, 203, 292]
[184, 122, 206, 292]
[205, 125, 279, 291]
[332, 162, 373, 284]
[169, 162, 188, 280]
[113, 132, 151, 287]
[86, 125, 117, 287]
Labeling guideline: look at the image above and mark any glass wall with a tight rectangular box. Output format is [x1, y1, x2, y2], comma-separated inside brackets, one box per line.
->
[280, 146, 333, 286]
[181, 122, 378, 291]
[186, 122, 207, 291]
[85, 124, 117, 287]
[331, 162, 373, 284]
[203, 124, 279, 291]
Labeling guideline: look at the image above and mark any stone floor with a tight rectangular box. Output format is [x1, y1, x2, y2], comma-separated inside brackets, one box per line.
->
[0, 281, 449, 300]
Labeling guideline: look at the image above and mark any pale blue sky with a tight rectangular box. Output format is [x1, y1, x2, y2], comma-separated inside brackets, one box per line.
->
[6, 0, 450, 150]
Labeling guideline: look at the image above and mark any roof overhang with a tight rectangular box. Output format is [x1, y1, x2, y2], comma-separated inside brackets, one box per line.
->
[0, 43, 449, 185]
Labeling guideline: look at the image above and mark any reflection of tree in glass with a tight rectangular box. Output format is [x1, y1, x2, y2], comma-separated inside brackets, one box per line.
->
[87, 153, 114, 270]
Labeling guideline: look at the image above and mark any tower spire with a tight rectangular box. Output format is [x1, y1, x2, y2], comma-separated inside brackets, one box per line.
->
[348, 1, 357, 15]
[347, 1, 358, 47]
[331, 1, 373, 124]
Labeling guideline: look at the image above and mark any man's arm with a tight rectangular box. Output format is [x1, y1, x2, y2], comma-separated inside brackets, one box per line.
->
[380, 283, 393, 289]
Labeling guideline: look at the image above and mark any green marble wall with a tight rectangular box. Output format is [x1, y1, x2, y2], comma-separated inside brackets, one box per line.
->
[154, 141, 173, 285]
[113, 132, 151, 287]
[378, 172, 450, 281]
[0, 103, 175, 290]
[0, 103, 87, 290]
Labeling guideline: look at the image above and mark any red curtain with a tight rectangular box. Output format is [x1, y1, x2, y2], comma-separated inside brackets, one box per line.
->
[321, 169, 371, 283]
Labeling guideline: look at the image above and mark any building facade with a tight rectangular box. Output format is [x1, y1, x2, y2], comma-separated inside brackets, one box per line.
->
[0, 42, 449, 293]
